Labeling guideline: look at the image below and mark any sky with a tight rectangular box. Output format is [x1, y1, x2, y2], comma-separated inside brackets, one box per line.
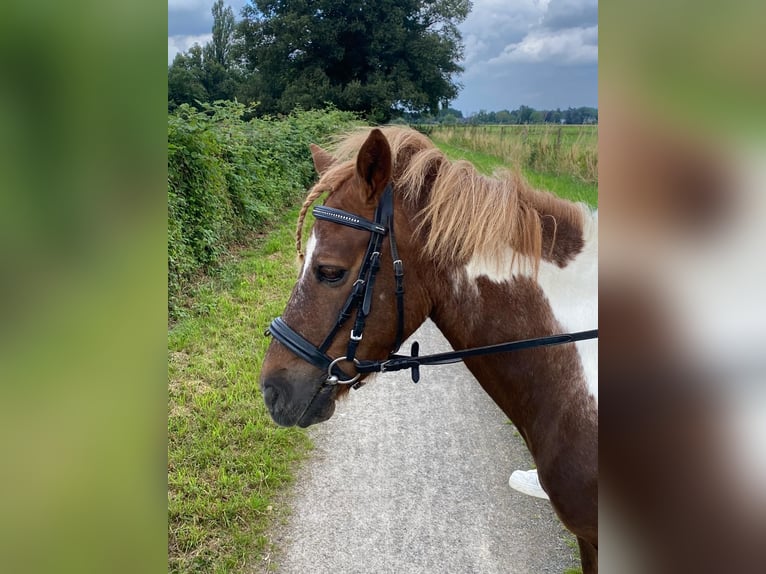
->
[168, 0, 597, 115]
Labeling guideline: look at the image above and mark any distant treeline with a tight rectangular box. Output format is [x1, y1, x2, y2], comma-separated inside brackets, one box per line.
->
[405, 105, 598, 125]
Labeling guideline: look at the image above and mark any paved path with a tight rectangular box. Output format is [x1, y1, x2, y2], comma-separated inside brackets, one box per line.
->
[265, 321, 577, 574]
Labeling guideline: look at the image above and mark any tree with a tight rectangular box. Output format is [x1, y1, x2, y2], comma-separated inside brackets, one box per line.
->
[168, 48, 209, 109]
[438, 106, 463, 120]
[495, 110, 512, 124]
[517, 105, 533, 124]
[168, 1, 241, 109]
[237, 0, 471, 121]
[442, 112, 457, 125]
[210, 0, 236, 68]
[203, 1, 241, 101]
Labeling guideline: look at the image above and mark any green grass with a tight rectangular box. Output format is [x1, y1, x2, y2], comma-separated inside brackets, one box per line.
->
[522, 171, 598, 208]
[168, 205, 312, 574]
[434, 139, 598, 208]
[425, 123, 598, 190]
[435, 139, 508, 173]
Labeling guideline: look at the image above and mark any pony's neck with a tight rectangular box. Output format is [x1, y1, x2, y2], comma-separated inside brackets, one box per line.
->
[424, 207, 598, 454]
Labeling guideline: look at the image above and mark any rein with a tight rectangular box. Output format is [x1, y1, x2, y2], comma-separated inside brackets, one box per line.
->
[355, 329, 598, 383]
[266, 182, 598, 388]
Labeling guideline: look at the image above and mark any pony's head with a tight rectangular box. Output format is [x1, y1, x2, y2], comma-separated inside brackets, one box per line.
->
[259, 128, 431, 427]
[259, 126, 586, 427]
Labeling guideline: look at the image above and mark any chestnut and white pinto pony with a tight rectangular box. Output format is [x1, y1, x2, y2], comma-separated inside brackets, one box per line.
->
[260, 127, 598, 572]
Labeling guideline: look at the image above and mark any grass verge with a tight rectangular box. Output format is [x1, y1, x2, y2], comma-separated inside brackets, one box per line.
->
[168, 204, 311, 574]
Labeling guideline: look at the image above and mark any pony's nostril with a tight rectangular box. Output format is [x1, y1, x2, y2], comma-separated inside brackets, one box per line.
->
[262, 376, 293, 411]
[262, 379, 281, 406]
[262, 383, 275, 402]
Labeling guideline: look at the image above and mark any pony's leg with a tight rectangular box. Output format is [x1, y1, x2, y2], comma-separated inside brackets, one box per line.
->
[577, 537, 598, 574]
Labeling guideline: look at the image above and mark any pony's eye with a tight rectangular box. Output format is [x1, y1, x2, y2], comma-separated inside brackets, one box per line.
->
[316, 266, 347, 285]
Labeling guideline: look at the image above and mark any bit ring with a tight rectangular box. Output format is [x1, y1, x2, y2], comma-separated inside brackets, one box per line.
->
[326, 356, 361, 385]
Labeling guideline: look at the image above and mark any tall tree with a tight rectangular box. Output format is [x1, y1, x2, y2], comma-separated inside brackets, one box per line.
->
[237, 0, 471, 121]
[210, 0, 236, 68]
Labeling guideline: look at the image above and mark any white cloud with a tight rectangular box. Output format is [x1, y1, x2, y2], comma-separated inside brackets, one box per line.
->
[489, 25, 598, 66]
[541, 0, 597, 29]
[462, 35, 488, 68]
[459, 0, 543, 68]
[453, 0, 597, 113]
[457, 0, 597, 69]
[168, 34, 212, 64]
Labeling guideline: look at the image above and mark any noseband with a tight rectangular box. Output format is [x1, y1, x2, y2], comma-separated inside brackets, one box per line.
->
[266, 183, 404, 388]
[266, 182, 599, 390]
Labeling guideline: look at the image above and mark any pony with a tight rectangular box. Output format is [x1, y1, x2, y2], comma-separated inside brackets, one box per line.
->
[260, 127, 598, 572]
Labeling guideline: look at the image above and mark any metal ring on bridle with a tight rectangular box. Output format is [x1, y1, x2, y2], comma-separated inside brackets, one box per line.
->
[326, 356, 362, 385]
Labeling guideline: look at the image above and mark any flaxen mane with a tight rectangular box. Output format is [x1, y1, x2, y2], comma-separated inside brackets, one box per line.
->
[297, 126, 586, 275]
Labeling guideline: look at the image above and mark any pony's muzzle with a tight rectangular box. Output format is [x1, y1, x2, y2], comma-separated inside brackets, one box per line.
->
[260, 369, 336, 427]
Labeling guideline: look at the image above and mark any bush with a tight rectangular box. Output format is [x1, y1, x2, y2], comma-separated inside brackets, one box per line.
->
[168, 102, 358, 315]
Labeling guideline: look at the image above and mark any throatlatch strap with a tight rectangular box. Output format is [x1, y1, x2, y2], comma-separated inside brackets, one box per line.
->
[345, 186, 393, 361]
[388, 212, 405, 353]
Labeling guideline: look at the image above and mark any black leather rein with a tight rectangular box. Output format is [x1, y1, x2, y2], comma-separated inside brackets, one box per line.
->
[265, 182, 598, 388]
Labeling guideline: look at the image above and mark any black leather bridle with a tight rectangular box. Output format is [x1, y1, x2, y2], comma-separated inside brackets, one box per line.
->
[267, 183, 404, 388]
[266, 182, 598, 390]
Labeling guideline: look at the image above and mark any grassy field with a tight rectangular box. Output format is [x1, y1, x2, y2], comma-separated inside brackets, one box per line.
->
[434, 138, 598, 208]
[168, 126, 593, 573]
[424, 124, 598, 190]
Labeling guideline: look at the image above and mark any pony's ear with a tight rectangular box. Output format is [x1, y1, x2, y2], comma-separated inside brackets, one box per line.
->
[310, 144, 335, 175]
[355, 128, 392, 201]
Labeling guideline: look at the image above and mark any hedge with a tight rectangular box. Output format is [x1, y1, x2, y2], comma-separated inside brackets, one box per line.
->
[168, 102, 358, 314]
